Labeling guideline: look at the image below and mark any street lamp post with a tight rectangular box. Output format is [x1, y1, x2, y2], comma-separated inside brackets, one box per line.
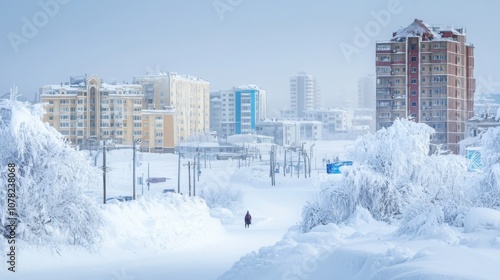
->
[132, 139, 141, 200]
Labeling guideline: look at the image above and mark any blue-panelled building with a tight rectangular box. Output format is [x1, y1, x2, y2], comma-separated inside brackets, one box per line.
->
[210, 85, 267, 139]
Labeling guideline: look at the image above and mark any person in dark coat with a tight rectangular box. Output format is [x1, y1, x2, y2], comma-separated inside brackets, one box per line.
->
[244, 211, 252, 228]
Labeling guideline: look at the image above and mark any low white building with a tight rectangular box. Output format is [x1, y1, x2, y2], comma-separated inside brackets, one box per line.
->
[256, 120, 321, 146]
[303, 108, 352, 135]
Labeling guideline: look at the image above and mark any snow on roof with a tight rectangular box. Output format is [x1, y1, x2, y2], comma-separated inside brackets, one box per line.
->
[391, 19, 466, 42]
[136, 72, 209, 84]
[235, 84, 263, 91]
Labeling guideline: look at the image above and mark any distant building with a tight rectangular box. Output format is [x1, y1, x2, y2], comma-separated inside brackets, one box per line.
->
[40, 75, 143, 147]
[141, 109, 176, 153]
[210, 85, 267, 138]
[303, 108, 352, 135]
[134, 72, 210, 143]
[256, 120, 321, 146]
[376, 19, 475, 154]
[290, 72, 320, 118]
[279, 108, 298, 120]
[358, 76, 376, 110]
[353, 108, 376, 134]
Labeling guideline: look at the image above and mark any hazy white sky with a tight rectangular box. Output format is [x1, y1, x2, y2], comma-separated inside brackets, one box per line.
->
[1, 0, 498, 115]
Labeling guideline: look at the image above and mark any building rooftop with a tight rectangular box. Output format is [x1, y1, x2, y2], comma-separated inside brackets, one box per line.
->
[390, 18, 466, 42]
[135, 72, 209, 84]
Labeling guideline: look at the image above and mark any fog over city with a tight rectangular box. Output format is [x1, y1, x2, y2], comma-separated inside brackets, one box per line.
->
[4, 1, 500, 280]
[1, 0, 498, 113]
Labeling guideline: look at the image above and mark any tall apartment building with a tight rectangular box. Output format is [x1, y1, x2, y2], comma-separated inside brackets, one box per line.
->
[290, 72, 320, 118]
[40, 75, 143, 146]
[210, 85, 267, 138]
[134, 72, 210, 142]
[375, 19, 475, 153]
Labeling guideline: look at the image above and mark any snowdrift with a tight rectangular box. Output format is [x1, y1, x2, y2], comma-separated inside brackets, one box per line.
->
[101, 193, 224, 252]
[219, 206, 500, 280]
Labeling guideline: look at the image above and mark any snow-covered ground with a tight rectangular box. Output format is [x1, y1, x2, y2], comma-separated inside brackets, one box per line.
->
[0, 143, 328, 279]
[2, 126, 500, 279]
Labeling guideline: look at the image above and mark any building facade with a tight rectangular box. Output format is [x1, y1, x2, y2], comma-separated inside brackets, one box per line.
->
[40, 75, 143, 147]
[256, 120, 321, 146]
[210, 85, 267, 138]
[140, 109, 176, 153]
[304, 108, 352, 135]
[375, 19, 475, 153]
[134, 72, 210, 143]
[290, 72, 320, 118]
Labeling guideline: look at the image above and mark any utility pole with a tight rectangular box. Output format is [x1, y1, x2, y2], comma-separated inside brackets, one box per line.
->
[290, 148, 293, 178]
[103, 140, 106, 204]
[204, 150, 207, 168]
[269, 145, 276, 186]
[197, 152, 200, 182]
[133, 139, 137, 200]
[193, 161, 197, 196]
[283, 148, 287, 177]
[147, 162, 150, 191]
[297, 147, 301, 179]
[186, 161, 192, 196]
[302, 150, 307, 178]
[177, 148, 181, 193]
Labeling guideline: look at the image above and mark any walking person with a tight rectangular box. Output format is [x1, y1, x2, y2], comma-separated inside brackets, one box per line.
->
[244, 211, 252, 228]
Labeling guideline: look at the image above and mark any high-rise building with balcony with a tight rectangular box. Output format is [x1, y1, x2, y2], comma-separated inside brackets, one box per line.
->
[210, 85, 267, 138]
[290, 72, 320, 118]
[40, 75, 143, 147]
[375, 19, 475, 153]
[134, 72, 210, 143]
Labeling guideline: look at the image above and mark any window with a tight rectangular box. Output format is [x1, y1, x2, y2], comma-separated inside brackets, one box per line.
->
[411, 102, 417, 107]
[411, 67, 417, 73]
[411, 57, 417, 61]
[411, 79, 417, 84]
[411, 90, 417, 96]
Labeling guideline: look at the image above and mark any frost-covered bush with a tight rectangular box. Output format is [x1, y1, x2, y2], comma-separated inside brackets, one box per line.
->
[475, 127, 500, 208]
[201, 184, 243, 209]
[0, 98, 102, 248]
[200, 182, 246, 224]
[301, 119, 469, 232]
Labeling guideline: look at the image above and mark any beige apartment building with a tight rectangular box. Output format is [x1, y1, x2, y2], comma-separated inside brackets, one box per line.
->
[141, 109, 176, 153]
[375, 19, 475, 154]
[134, 72, 210, 143]
[40, 75, 175, 152]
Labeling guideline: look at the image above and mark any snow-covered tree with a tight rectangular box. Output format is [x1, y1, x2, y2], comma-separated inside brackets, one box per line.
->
[0, 97, 102, 248]
[474, 127, 500, 208]
[301, 119, 469, 232]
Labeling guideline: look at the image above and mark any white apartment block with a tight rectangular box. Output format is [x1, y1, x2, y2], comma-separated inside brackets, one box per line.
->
[290, 72, 320, 118]
[210, 85, 267, 138]
[134, 72, 210, 143]
[303, 108, 352, 135]
[256, 120, 321, 146]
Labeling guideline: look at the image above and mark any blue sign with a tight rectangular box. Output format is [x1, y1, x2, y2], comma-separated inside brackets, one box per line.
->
[326, 161, 353, 174]
[466, 147, 482, 172]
